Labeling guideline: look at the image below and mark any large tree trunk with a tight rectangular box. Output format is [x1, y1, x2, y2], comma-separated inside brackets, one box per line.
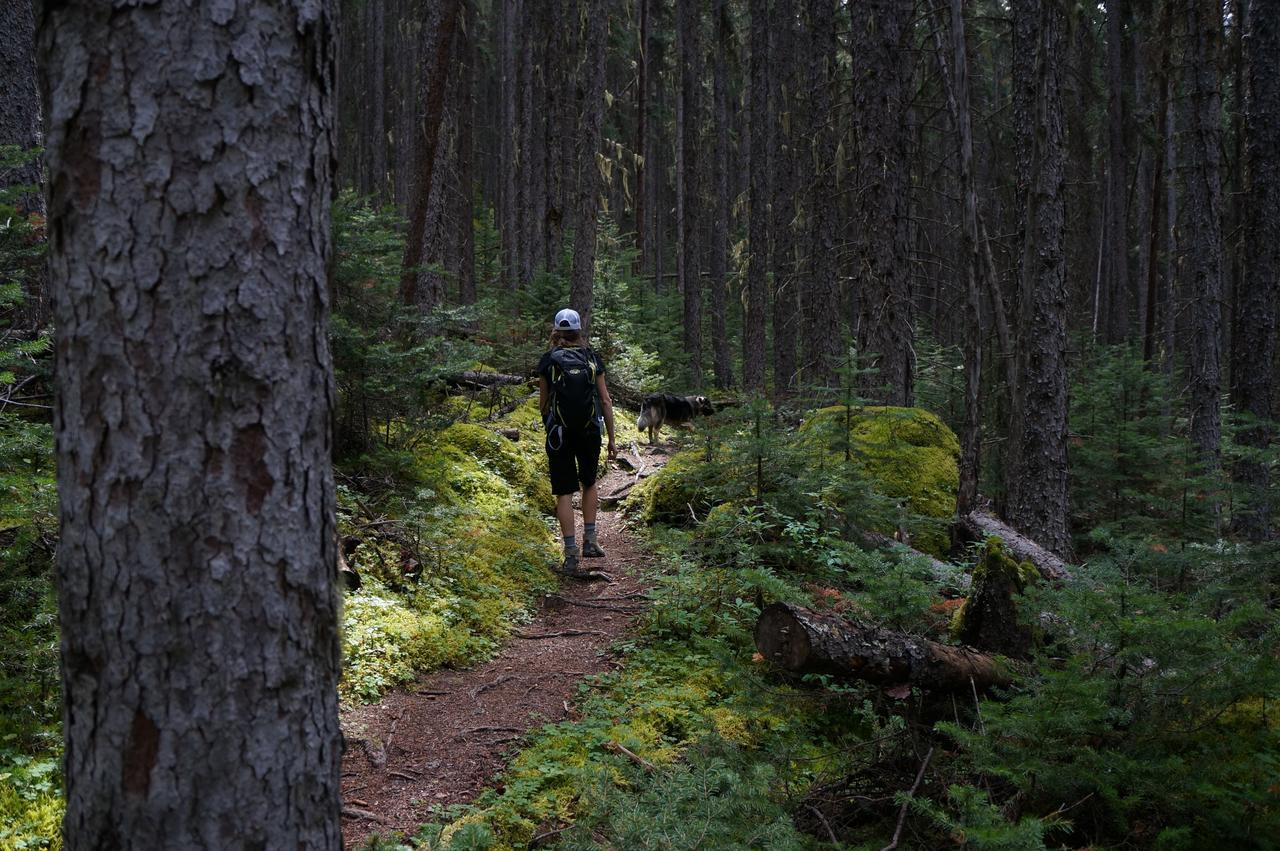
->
[39, 0, 343, 845]
[1005, 0, 1071, 558]
[743, 0, 769, 393]
[852, 0, 915, 406]
[400, 0, 463, 304]
[1179, 0, 1224, 479]
[709, 0, 734, 390]
[569, 0, 609, 332]
[755, 604, 1013, 691]
[1232, 0, 1279, 540]
[1103, 0, 1130, 344]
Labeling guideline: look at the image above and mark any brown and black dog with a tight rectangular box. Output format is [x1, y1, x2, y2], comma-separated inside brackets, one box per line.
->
[635, 393, 715, 444]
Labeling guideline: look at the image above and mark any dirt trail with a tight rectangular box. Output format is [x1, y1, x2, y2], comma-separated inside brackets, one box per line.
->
[339, 445, 667, 846]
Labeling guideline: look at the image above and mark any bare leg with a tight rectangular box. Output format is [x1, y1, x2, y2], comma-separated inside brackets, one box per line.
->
[556, 494, 575, 540]
[581, 482, 598, 527]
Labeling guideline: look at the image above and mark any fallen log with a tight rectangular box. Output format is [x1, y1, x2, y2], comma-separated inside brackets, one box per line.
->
[957, 511, 1072, 583]
[860, 530, 969, 594]
[755, 603, 1012, 691]
[445, 370, 532, 389]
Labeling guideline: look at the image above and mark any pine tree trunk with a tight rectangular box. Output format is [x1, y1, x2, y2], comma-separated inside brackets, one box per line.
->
[457, 0, 477, 305]
[801, 0, 842, 391]
[635, 0, 651, 274]
[1232, 0, 1279, 540]
[569, 0, 609, 332]
[677, 0, 704, 388]
[1005, 0, 1072, 557]
[770, 0, 799, 395]
[370, 0, 387, 203]
[743, 0, 770, 393]
[500, 0, 520, 289]
[38, 0, 343, 845]
[1104, 0, 1130, 344]
[852, 0, 915, 406]
[0, 0, 43, 214]
[1179, 0, 1224, 479]
[709, 0, 734, 389]
[400, 0, 462, 304]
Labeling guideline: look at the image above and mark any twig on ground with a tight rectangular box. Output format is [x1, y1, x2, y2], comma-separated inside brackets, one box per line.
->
[469, 674, 515, 700]
[516, 629, 610, 639]
[807, 804, 839, 845]
[605, 741, 656, 773]
[388, 770, 420, 782]
[879, 746, 934, 851]
[341, 807, 387, 823]
[529, 825, 570, 847]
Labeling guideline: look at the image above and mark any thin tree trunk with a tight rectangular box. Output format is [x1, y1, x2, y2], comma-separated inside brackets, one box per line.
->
[38, 0, 343, 844]
[370, 0, 388, 203]
[1005, 0, 1072, 557]
[770, 0, 799, 395]
[709, 0, 734, 389]
[457, 0, 477, 305]
[743, 0, 770, 393]
[677, 0, 704, 388]
[500, 0, 520, 289]
[400, 0, 463, 304]
[569, 0, 610, 332]
[1232, 0, 1278, 539]
[1104, 0, 1131, 344]
[635, 0, 651, 273]
[0, 0, 44, 215]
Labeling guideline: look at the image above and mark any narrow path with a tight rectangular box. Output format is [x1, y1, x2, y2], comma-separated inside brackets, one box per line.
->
[339, 445, 667, 846]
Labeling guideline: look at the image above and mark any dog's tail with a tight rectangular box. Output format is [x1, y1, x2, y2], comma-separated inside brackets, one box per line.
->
[636, 403, 654, 431]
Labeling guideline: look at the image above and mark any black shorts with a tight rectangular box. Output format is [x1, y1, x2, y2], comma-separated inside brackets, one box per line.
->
[546, 426, 602, 496]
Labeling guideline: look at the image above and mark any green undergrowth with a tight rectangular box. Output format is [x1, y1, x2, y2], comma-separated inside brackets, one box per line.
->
[338, 396, 561, 703]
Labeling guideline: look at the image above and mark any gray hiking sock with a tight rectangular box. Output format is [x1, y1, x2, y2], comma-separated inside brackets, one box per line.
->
[583, 523, 597, 544]
[563, 535, 577, 555]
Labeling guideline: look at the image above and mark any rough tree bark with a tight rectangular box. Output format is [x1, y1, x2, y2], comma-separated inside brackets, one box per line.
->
[852, 0, 915, 406]
[677, 0, 705, 388]
[568, 0, 609, 332]
[400, 0, 463, 304]
[709, 0, 734, 389]
[1232, 0, 1278, 540]
[457, 0, 477, 305]
[1179, 0, 1224, 478]
[801, 0, 842, 390]
[743, 0, 770, 392]
[38, 0, 343, 845]
[755, 604, 1013, 691]
[500, 0, 520, 289]
[1005, 0, 1072, 558]
[1103, 0, 1130, 344]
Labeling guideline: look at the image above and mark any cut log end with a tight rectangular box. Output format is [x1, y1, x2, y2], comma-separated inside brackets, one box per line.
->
[755, 603, 814, 671]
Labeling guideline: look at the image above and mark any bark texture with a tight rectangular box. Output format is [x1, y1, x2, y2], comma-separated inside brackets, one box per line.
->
[677, 0, 705, 388]
[709, 0, 734, 390]
[1005, 0, 1071, 558]
[1179, 0, 1224, 474]
[755, 604, 1012, 691]
[39, 0, 343, 846]
[770, 0, 799, 394]
[957, 511, 1073, 583]
[852, 0, 915, 406]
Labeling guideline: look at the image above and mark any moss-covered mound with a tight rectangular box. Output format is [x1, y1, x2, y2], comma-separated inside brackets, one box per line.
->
[338, 399, 559, 703]
[798, 405, 960, 555]
[629, 448, 727, 526]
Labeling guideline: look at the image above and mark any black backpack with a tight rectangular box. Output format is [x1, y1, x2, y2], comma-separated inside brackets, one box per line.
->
[545, 347, 600, 433]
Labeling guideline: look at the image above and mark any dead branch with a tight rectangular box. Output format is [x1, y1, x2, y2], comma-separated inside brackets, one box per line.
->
[880, 747, 934, 851]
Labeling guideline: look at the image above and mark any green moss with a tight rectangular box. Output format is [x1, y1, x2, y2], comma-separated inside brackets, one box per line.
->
[799, 405, 960, 555]
[953, 537, 1036, 657]
[0, 779, 62, 851]
[630, 449, 727, 525]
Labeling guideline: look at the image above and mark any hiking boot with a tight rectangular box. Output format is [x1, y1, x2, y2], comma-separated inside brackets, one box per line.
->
[581, 539, 606, 558]
[557, 551, 589, 577]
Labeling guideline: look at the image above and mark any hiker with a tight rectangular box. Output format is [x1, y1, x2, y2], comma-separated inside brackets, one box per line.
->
[538, 308, 617, 577]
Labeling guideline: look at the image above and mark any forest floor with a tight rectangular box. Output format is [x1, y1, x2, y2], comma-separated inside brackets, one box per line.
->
[338, 444, 669, 847]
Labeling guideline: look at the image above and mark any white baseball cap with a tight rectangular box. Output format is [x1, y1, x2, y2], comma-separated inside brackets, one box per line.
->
[553, 308, 582, 330]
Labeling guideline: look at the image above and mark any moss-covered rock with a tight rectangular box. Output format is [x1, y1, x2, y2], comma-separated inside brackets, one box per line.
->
[629, 448, 729, 525]
[798, 405, 960, 555]
[952, 537, 1037, 658]
[440, 421, 554, 513]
